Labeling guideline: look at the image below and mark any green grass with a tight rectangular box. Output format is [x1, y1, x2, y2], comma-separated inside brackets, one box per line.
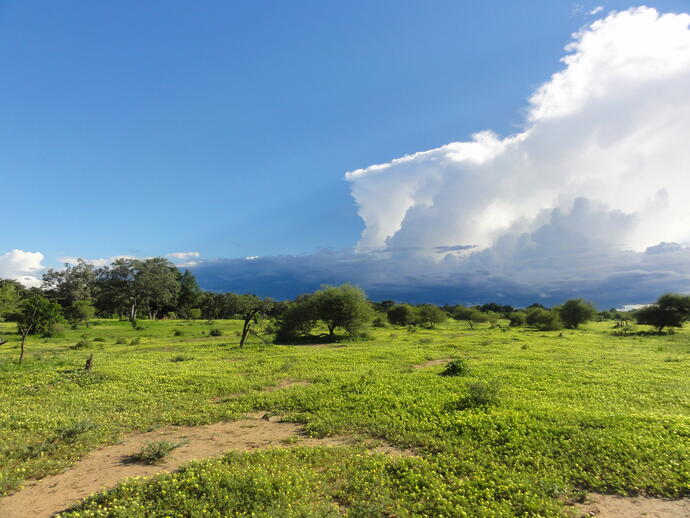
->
[0, 318, 688, 517]
[131, 439, 185, 465]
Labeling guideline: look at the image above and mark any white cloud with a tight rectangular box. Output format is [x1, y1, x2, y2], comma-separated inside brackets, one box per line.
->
[0, 249, 45, 287]
[58, 255, 138, 268]
[345, 7, 690, 292]
[166, 251, 201, 267]
[166, 252, 201, 260]
[590, 6, 604, 15]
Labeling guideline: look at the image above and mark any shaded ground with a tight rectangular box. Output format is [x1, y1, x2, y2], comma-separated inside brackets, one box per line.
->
[570, 493, 690, 518]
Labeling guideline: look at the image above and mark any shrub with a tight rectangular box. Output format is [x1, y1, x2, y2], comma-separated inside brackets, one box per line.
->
[557, 299, 596, 329]
[173, 330, 184, 336]
[525, 308, 562, 331]
[44, 323, 66, 338]
[508, 311, 526, 327]
[209, 328, 223, 337]
[129, 337, 141, 345]
[93, 337, 106, 342]
[115, 337, 127, 344]
[69, 340, 91, 350]
[131, 440, 184, 464]
[459, 381, 501, 408]
[372, 314, 388, 327]
[57, 420, 97, 443]
[418, 337, 432, 345]
[441, 359, 471, 377]
[170, 355, 194, 362]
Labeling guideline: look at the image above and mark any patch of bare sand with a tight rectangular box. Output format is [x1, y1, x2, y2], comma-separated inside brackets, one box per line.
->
[413, 358, 453, 369]
[570, 493, 690, 518]
[0, 411, 411, 518]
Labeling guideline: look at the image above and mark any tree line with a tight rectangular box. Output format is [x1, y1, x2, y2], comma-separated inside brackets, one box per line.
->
[2, 256, 690, 363]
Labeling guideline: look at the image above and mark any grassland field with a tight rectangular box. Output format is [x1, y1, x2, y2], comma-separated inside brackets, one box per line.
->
[0, 318, 688, 517]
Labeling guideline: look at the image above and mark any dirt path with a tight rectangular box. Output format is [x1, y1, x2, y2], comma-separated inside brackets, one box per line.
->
[571, 493, 690, 517]
[413, 358, 453, 368]
[0, 410, 410, 518]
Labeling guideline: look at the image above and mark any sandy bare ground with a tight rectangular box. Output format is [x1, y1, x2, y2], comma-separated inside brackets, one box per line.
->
[413, 358, 453, 369]
[0, 379, 412, 518]
[570, 493, 690, 517]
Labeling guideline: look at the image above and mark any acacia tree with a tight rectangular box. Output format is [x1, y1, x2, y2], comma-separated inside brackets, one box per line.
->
[452, 306, 487, 330]
[16, 296, 63, 362]
[387, 304, 418, 326]
[416, 304, 447, 328]
[557, 299, 596, 329]
[276, 284, 373, 341]
[223, 293, 274, 347]
[636, 293, 690, 334]
[313, 284, 374, 338]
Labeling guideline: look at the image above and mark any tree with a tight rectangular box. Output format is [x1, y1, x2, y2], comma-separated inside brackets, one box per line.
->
[387, 304, 419, 326]
[0, 279, 23, 321]
[452, 305, 488, 329]
[507, 311, 526, 327]
[226, 294, 274, 347]
[177, 270, 201, 319]
[525, 308, 562, 331]
[312, 284, 374, 338]
[557, 299, 596, 329]
[15, 296, 63, 362]
[135, 258, 181, 319]
[416, 304, 447, 328]
[276, 295, 319, 341]
[95, 259, 138, 319]
[635, 293, 690, 334]
[42, 259, 97, 307]
[65, 300, 96, 328]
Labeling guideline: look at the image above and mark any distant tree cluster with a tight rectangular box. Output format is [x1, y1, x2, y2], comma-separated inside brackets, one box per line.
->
[1, 255, 689, 362]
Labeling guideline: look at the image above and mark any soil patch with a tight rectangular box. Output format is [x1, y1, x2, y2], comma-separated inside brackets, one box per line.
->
[413, 358, 453, 369]
[263, 378, 310, 392]
[570, 493, 690, 518]
[0, 412, 409, 518]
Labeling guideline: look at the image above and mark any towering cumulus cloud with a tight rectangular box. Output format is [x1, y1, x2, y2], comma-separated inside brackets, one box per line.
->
[195, 7, 690, 306]
[347, 7, 690, 259]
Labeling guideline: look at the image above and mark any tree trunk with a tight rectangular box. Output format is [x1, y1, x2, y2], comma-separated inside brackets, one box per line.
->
[19, 333, 27, 363]
[240, 310, 260, 347]
[240, 319, 251, 347]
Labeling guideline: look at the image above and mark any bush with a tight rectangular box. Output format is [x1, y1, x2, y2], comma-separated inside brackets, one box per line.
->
[131, 440, 184, 464]
[173, 330, 184, 336]
[93, 337, 106, 342]
[129, 337, 141, 345]
[115, 337, 127, 344]
[372, 314, 388, 327]
[170, 355, 194, 362]
[209, 328, 223, 337]
[57, 420, 97, 443]
[525, 308, 562, 331]
[69, 340, 91, 350]
[557, 299, 596, 329]
[441, 359, 471, 377]
[44, 323, 66, 338]
[508, 311, 526, 327]
[459, 381, 501, 408]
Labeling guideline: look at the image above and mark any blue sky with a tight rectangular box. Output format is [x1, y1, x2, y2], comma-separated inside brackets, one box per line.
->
[4, 2, 690, 305]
